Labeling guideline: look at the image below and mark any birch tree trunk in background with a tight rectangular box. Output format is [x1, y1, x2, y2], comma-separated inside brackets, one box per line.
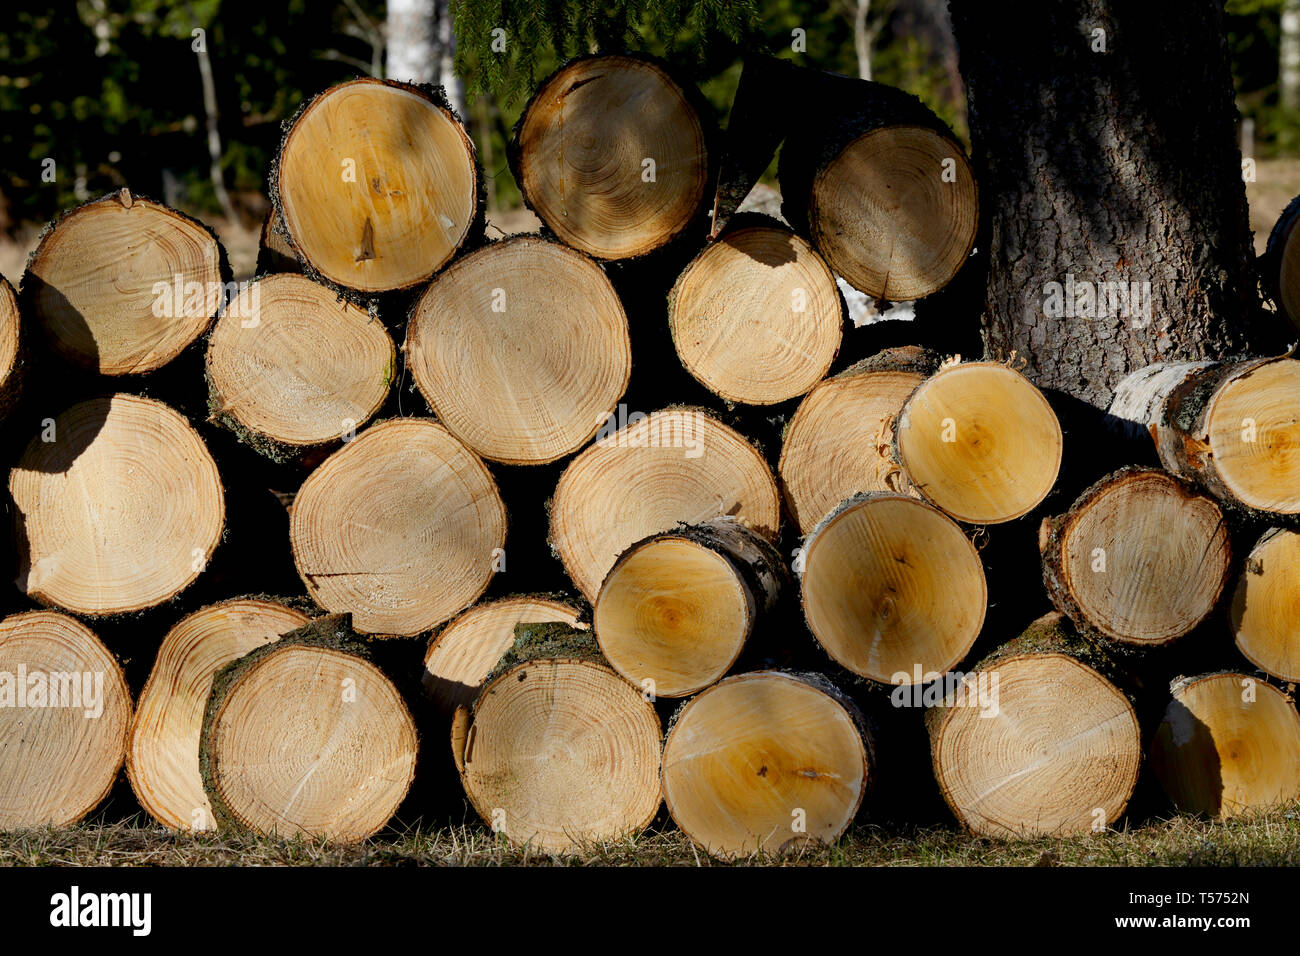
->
[1282, 0, 1300, 113]
[387, 0, 465, 118]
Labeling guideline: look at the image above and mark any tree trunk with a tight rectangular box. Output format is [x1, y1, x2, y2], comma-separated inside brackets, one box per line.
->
[593, 517, 785, 698]
[948, 0, 1279, 410]
[386, 0, 463, 115]
[661, 669, 874, 859]
[452, 622, 662, 854]
[1283, 0, 1300, 113]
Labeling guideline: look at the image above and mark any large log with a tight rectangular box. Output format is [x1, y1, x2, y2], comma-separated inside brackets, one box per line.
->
[405, 235, 631, 464]
[778, 74, 978, 302]
[22, 189, 225, 375]
[799, 492, 986, 684]
[779, 346, 938, 534]
[1039, 467, 1231, 646]
[1230, 528, 1300, 682]
[0, 611, 132, 827]
[667, 217, 842, 405]
[510, 54, 711, 260]
[594, 517, 785, 698]
[894, 360, 1063, 525]
[127, 598, 311, 831]
[452, 622, 662, 853]
[206, 274, 396, 463]
[290, 418, 506, 636]
[1151, 671, 1300, 819]
[200, 615, 418, 843]
[926, 613, 1141, 839]
[273, 78, 479, 294]
[549, 407, 781, 602]
[9, 394, 225, 616]
[1108, 357, 1300, 514]
[660, 670, 874, 859]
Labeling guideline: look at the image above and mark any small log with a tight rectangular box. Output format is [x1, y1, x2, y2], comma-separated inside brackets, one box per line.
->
[1230, 528, 1300, 682]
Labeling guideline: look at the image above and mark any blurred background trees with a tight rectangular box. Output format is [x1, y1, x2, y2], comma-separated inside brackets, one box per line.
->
[0, 0, 1290, 236]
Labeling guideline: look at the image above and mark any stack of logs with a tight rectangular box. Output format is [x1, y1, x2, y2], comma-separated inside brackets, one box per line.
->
[1, 53, 1299, 859]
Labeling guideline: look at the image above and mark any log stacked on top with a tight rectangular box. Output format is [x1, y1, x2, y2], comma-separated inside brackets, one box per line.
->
[0, 53, 1298, 856]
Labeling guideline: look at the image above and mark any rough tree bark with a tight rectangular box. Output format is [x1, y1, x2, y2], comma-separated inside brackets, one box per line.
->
[949, 0, 1280, 411]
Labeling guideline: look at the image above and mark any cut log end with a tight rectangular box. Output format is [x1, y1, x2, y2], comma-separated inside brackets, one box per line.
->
[290, 418, 506, 636]
[1231, 529, 1300, 682]
[1152, 673, 1300, 819]
[896, 361, 1062, 524]
[422, 596, 584, 714]
[0, 611, 132, 828]
[24, 195, 223, 374]
[1044, 468, 1231, 646]
[10, 394, 225, 616]
[203, 638, 417, 843]
[595, 519, 783, 698]
[810, 127, 977, 301]
[406, 236, 631, 464]
[515, 55, 709, 260]
[1201, 359, 1300, 513]
[661, 671, 871, 859]
[550, 408, 781, 602]
[459, 657, 662, 853]
[207, 274, 395, 455]
[800, 493, 986, 683]
[0, 275, 21, 417]
[277, 79, 478, 293]
[127, 598, 311, 831]
[668, 224, 842, 405]
[930, 649, 1140, 839]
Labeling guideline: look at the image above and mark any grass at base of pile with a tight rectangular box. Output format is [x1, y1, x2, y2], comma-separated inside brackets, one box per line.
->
[3, 802, 1299, 866]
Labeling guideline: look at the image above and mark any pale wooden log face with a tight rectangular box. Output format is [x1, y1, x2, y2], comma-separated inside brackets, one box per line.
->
[209, 645, 417, 843]
[1205, 360, 1300, 513]
[550, 408, 781, 601]
[1232, 530, 1300, 682]
[779, 368, 924, 533]
[207, 274, 395, 447]
[661, 673, 868, 859]
[406, 237, 631, 464]
[1153, 674, 1300, 819]
[25, 196, 222, 374]
[897, 362, 1062, 524]
[517, 55, 708, 259]
[461, 659, 662, 853]
[278, 80, 477, 292]
[934, 654, 1140, 839]
[0, 277, 19, 386]
[9, 394, 225, 615]
[290, 419, 506, 636]
[595, 538, 749, 698]
[669, 226, 841, 405]
[801, 495, 986, 683]
[422, 597, 584, 714]
[0, 612, 131, 827]
[128, 600, 310, 831]
[1059, 471, 1230, 644]
[811, 127, 977, 301]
